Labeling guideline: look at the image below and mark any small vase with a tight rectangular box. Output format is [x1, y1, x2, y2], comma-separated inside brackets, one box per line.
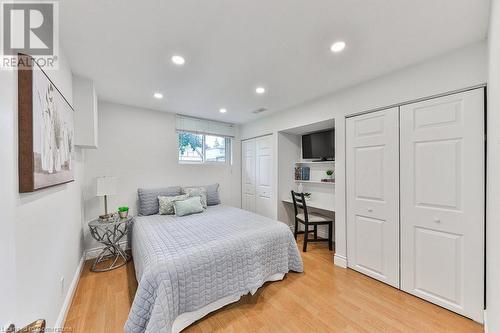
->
[119, 210, 129, 218]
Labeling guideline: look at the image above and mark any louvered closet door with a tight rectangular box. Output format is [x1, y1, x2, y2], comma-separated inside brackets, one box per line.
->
[255, 135, 274, 218]
[242, 139, 256, 212]
[400, 89, 484, 322]
[346, 107, 400, 288]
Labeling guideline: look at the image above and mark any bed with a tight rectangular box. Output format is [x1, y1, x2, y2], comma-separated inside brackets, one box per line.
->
[125, 205, 304, 333]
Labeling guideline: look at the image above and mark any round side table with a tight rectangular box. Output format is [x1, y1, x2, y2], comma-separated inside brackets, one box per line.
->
[88, 216, 133, 272]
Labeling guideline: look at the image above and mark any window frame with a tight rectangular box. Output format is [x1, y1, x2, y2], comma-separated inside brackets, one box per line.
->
[177, 131, 232, 165]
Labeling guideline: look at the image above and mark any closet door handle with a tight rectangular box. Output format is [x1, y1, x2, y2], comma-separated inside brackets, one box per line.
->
[367, 208, 373, 213]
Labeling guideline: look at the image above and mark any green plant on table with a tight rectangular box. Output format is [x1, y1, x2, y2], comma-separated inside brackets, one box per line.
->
[118, 206, 129, 212]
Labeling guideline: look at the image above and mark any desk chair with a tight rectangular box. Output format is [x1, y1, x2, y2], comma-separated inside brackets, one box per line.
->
[291, 190, 333, 252]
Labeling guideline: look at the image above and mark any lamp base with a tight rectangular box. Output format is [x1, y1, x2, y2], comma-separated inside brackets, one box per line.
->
[99, 213, 115, 221]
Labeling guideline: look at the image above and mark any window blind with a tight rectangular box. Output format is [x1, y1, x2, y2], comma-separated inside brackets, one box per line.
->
[175, 115, 236, 138]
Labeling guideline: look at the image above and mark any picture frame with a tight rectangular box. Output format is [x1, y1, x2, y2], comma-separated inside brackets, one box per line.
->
[18, 54, 75, 192]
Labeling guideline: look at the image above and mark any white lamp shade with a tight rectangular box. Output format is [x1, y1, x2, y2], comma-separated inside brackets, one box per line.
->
[96, 177, 117, 196]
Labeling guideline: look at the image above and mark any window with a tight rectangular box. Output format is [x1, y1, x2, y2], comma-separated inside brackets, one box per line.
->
[178, 131, 231, 164]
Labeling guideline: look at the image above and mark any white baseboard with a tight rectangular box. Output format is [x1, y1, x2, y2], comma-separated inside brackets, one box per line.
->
[84, 240, 128, 260]
[334, 254, 347, 268]
[55, 255, 85, 329]
[484, 310, 488, 333]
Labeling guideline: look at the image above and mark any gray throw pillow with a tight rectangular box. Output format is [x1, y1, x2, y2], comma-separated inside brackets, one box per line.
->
[158, 194, 189, 215]
[174, 196, 204, 217]
[182, 187, 208, 208]
[137, 187, 182, 215]
[205, 183, 221, 206]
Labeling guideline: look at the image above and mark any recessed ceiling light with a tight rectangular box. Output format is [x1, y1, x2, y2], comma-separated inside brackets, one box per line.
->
[330, 41, 346, 53]
[219, 108, 227, 113]
[255, 87, 266, 94]
[171, 55, 186, 65]
[153, 92, 163, 99]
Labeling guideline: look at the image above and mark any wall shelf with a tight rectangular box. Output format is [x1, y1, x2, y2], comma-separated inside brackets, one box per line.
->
[295, 161, 335, 165]
[294, 180, 335, 185]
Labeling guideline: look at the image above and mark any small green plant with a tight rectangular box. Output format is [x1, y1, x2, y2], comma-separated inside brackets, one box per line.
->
[326, 170, 334, 176]
[118, 206, 129, 212]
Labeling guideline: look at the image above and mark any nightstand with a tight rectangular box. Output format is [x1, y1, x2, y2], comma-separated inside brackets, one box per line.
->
[88, 216, 133, 272]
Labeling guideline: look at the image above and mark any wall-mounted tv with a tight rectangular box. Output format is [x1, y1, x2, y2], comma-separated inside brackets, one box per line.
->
[302, 129, 335, 161]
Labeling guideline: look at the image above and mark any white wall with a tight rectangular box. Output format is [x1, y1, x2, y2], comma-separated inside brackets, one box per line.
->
[487, 1, 500, 331]
[241, 41, 487, 267]
[0, 60, 18, 331]
[0, 51, 85, 329]
[83, 102, 241, 250]
[277, 132, 301, 223]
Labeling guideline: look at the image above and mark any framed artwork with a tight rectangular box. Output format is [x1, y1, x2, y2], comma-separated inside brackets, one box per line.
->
[18, 54, 75, 192]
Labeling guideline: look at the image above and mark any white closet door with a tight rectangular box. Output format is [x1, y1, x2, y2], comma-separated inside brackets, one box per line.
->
[346, 107, 400, 288]
[400, 89, 484, 322]
[242, 139, 256, 212]
[255, 135, 274, 218]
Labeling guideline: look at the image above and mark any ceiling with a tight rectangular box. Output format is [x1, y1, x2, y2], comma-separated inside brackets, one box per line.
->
[60, 0, 490, 124]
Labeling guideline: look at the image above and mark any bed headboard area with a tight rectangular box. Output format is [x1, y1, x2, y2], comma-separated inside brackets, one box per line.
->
[137, 183, 220, 216]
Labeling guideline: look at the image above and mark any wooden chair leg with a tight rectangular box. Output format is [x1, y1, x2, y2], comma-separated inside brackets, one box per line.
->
[294, 218, 298, 240]
[328, 222, 333, 251]
[303, 223, 308, 252]
[314, 225, 318, 240]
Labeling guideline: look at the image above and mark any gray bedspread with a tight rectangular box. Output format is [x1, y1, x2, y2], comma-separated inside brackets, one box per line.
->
[125, 205, 304, 333]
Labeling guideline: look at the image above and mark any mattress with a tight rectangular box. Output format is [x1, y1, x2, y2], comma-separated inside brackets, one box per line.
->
[125, 205, 304, 333]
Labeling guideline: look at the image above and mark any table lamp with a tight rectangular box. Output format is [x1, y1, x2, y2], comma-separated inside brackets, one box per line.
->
[96, 176, 117, 220]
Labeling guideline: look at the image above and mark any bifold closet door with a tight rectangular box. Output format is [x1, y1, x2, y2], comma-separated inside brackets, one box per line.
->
[346, 107, 400, 288]
[400, 89, 484, 322]
[242, 139, 256, 212]
[255, 135, 274, 217]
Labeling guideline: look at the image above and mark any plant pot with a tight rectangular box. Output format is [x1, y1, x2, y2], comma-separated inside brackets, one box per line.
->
[118, 210, 129, 218]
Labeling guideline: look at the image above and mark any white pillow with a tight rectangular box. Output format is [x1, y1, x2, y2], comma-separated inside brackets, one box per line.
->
[182, 187, 208, 208]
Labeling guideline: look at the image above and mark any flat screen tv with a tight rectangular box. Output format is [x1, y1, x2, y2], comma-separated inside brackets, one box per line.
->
[302, 129, 335, 161]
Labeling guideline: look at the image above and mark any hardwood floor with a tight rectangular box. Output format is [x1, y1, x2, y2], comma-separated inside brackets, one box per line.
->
[65, 237, 483, 332]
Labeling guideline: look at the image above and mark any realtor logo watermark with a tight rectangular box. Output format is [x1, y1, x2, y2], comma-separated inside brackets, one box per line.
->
[1, 1, 59, 69]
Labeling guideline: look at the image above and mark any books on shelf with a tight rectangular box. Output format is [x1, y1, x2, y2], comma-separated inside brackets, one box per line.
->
[294, 166, 310, 181]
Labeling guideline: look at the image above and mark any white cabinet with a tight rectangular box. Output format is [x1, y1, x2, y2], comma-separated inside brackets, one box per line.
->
[73, 75, 98, 148]
[346, 89, 485, 322]
[242, 135, 275, 218]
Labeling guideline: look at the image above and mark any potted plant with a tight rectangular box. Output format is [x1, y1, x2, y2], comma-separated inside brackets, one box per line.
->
[304, 192, 312, 200]
[118, 206, 129, 218]
[326, 169, 334, 179]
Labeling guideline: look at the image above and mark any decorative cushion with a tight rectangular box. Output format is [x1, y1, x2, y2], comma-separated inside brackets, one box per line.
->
[182, 187, 208, 208]
[204, 183, 221, 206]
[174, 196, 204, 217]
[158, 194, 189, 215]
[137, 187, 182, 215]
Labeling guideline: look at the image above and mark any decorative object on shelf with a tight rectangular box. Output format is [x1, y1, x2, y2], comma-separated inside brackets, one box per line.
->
[294, 166, 301, 180]
[301, 166, 310, 180]
[297, 182, 304, 193]
[118, 206, 129, 218]
[321, 169, 335, 183]
[18, 54, 75, 192]
[96, 176, 117, 220]
[88, 216, 132, 272]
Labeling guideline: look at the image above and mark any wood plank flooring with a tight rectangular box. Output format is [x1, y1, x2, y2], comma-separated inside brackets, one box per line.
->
[65, 237, 483, 332]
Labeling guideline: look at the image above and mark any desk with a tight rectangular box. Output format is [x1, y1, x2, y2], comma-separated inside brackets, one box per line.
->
[282, 198, 335, 212]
